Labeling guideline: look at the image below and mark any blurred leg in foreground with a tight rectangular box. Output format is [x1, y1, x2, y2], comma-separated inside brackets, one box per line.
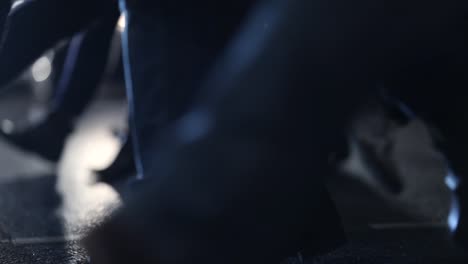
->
[84, 0, 356, 262]
[119, 0, 256, 179]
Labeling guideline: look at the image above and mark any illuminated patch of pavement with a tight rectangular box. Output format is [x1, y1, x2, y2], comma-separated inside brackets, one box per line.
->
[0, 97, 466, 263]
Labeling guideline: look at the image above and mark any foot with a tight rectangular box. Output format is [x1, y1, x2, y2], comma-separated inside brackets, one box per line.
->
[83, 187, 346, 264]
[94, 138, 136, 184]
[0, 112, 72, 162]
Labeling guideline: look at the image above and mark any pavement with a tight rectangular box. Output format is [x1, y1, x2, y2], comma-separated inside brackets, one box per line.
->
[0, 94, 466, 263]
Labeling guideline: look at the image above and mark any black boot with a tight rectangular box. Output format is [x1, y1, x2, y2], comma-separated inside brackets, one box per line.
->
[94, 137, 136, 184]
[0, 111, 72, 162]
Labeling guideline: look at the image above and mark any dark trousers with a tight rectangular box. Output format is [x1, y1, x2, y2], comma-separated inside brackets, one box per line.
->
[50, 11, 119, 121]
[119, 0, 255, 178]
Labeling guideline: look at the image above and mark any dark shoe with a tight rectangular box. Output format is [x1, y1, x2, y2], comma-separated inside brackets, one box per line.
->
[115, 176, 146, 202]
[83, 187, 346, 264]
[0, 112, 72, 162]
[94, 138, 136, 184]
[293, 192, 347, 261]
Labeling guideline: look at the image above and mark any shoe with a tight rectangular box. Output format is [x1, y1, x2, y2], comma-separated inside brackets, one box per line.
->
[0, 111, 72, 162]
[94, 137, 136, 184]
[83, 186, 346, 264]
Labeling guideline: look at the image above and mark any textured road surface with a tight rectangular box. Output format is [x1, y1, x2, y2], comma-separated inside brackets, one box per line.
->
[0, 94, 466, 263]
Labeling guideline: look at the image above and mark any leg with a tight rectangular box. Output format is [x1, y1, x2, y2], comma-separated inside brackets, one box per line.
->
[86, 0, 362, 262]
[50, 9, 119, 120]
[0, 0, 117, 88]
[119, 0, 254, 178]
[0, 3, 120, 162]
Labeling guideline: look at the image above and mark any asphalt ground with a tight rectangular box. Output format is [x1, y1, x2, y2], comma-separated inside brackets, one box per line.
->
[0, 94, 465, 263]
